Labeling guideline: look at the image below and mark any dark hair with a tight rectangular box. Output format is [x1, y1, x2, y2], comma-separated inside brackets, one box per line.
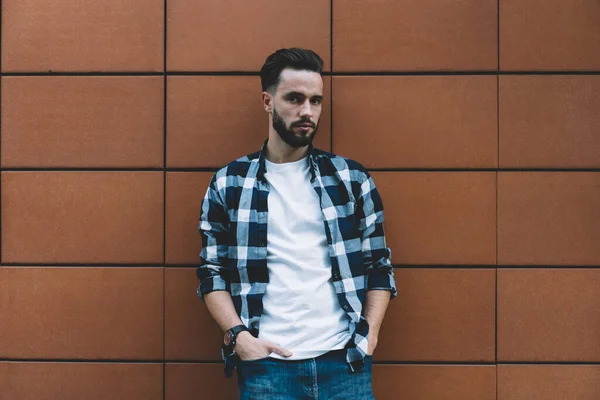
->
[260, 48, 324, 93]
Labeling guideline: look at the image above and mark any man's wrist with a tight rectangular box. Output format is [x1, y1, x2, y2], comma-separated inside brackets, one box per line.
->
[235, 330, 252, 343]
[234, 330, 255, 351]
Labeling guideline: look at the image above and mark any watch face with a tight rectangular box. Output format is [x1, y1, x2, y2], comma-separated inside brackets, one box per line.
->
[224, 331, 232, 346]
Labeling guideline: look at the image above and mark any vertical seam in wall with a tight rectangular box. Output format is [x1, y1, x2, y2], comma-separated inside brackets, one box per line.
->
[495, 80, 499, 400]
[329, 0, 333, 153]
[163, 0, 168, 398]
[495, 169, 499, 400]
[496, 1, 500, 398]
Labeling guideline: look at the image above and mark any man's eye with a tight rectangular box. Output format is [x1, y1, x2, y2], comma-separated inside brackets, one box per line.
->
[310, 98, 322, 105]
[288, 96, 299, 103]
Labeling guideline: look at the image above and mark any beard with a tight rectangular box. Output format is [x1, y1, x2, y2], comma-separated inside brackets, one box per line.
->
[272, 106, 319, 148]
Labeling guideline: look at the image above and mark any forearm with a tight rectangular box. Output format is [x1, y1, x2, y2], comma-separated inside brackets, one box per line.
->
[203, 290, 243, 332]
[203, 290, 292, 360]
[363, 289, 391, 352]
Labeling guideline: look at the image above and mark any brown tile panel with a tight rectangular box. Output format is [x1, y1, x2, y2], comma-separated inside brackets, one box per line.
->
[498, 365, 600, 400]
[165, 363, 238, 400]
[165, 268, 222, 361]
[373, 365, 496, 400]
[374, 172, 496, 265]
[167, 0, 329, 71]
[0, 267, 163, 359]
[333, 0, 497, 71]
[333, 76, 497, 168]
[500, 76, 600, 168]
[498, 172, 600, 266]
[2, 362, 162, 400]
[1, 77, 164, 168]
[1, 172, 164, 264]
[498, 269, 600, 361]
[500, 0, 600, 70]
[1, 0, 163, 72]
[166, 76, 331, 168]
[166, 173, 212, 265]
[377, 269, 495, 362]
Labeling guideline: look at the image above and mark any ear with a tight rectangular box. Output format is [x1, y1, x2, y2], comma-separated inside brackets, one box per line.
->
[262, 91, 272, 113]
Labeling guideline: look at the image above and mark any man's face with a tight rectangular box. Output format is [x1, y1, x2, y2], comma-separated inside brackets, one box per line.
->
[267, 68, 323, 148]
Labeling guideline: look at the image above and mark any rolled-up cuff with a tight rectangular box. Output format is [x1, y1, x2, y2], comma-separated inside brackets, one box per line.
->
[366, 269, 397, 299]
[197, 276, 229, 301]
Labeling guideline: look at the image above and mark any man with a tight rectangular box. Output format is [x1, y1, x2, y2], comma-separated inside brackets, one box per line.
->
[197, 48, 396, 399]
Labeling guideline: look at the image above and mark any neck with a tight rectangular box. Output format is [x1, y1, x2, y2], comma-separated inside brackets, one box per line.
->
[264, 131, 309, 164]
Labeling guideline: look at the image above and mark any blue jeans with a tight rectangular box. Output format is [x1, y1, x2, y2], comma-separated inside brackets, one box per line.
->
[237, 350, 375, 400]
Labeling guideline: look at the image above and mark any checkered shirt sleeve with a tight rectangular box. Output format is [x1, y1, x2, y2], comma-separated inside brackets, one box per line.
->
[196, 173, 230, 300]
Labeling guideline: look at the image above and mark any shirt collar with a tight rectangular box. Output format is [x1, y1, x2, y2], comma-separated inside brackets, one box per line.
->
[257, 139, 318, 183]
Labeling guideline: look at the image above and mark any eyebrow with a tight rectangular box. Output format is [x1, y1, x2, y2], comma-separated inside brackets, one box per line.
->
[284, 91, 324, 100]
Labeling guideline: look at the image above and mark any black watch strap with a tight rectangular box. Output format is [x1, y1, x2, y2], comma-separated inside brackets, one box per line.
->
[223, 324, 248, 350]
[222, 325, 250, 378]
[229, 324, 248, 337]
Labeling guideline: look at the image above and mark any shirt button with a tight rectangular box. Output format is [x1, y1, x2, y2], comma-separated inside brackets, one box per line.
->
[342, 305, 349, 310]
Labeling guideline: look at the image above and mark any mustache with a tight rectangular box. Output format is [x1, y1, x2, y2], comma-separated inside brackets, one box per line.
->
[292, 119, 316, 128]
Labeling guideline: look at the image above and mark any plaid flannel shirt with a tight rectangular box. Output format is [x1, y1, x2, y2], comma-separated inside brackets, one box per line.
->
[197, 141, 396, 375]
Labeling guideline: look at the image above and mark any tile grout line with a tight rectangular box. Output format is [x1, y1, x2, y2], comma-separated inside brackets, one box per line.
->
[4, 358, 600, 366]
[3, 167, 600, 173]
[330, 0, 333, 153]
[163, 0, 168, 398]
[1, 359, 166, 364]
[1, 263, 167, 267]
[3, 71, 600, 77]
[496, 2, 500, 398]
[495, 168, 499, 399]
[2, 263, 599, 269]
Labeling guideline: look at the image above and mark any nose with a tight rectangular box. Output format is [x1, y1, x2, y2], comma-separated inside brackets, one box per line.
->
[299, 99, 313, 119]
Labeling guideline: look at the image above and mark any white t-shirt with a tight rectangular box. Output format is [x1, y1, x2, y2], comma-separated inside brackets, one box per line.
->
[259, 156, 351, 360]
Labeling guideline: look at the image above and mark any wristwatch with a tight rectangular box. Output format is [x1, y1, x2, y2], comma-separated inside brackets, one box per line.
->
[222, 324, 248, 358]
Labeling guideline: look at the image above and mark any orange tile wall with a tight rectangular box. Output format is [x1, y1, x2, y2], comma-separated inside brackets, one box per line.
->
[1, 1, 600, 399]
